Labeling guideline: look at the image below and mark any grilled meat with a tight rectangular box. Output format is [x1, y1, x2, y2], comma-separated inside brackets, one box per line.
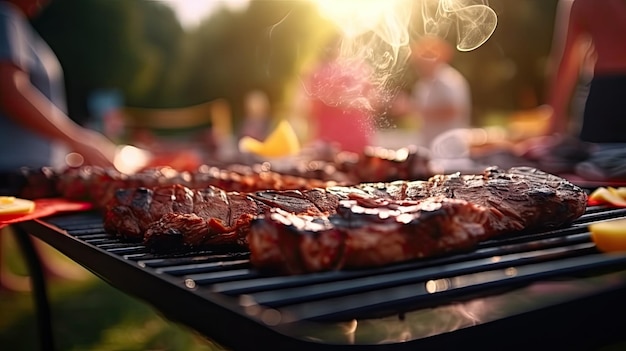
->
[104, 184, 340, 250]
[249, 195, 492, 274]
[10, 145, 432, 208]
[103, 184, 195, 240]
[62, 165, 339, 209]
[354, 166, 588, 232]
[103, 166, 587, 274]
[11, 145, 431, 206]
[247, 166, 588, 273]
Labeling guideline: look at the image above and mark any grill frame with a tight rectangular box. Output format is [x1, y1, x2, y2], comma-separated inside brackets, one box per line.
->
[17, 206, 626, 351]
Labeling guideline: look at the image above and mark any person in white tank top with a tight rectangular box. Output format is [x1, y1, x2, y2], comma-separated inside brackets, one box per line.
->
[409, 35, 472, 150]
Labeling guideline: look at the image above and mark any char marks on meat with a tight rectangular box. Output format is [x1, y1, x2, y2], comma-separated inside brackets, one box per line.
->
[103, 166, 588, 274]
[12, 145, 433, 204]
[249, 196, 492, 274]
[419, 166, 587, 231]
[247, 166, 588, 274]
[103, 184, 193, 241]
[28, 164, 346, 210]
[104, 184, 341, 251]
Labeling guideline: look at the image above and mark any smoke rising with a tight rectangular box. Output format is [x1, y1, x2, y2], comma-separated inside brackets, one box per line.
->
[310, 0, 497, 114]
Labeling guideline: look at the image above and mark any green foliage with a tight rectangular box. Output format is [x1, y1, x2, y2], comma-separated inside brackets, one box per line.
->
[32, 0, 188, 110]
[30, 0, 562, 129]
[178, 0, 334, 119]
[455, 0, 559, 123]
[31, 0, 334, 126]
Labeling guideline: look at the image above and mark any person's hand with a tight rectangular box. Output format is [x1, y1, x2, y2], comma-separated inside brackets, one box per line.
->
[69, 129, 117, 168]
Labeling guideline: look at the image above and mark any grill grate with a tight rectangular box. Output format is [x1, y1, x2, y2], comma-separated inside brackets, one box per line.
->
[21, 205, 626, 350]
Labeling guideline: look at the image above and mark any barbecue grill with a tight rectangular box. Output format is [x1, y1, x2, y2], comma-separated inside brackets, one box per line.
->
[13, 204, 626, 351]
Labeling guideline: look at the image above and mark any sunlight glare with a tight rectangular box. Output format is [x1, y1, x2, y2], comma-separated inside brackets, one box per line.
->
[157, 0, 251, 29]
[314, 0, 410, 44]
[114, 145, 151, 175]
[311, 0, 497, 52]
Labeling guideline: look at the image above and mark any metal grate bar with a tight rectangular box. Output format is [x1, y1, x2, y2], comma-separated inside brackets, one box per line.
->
[38, 206, 626, 323]
[184, 269, 260, 285]
[274, 252, 626, 322]
[137, 252, 249, 268]
[156, 259, 250, 275]
[211, 243, 596, 300]
[215, 243, 596, 306]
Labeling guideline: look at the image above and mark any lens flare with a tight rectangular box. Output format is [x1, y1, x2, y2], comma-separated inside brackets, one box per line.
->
[312, 0, 497, 56]
[315, 0, 412, 45]
[113, 145, 151, 174]
[307, 0, 497, 118]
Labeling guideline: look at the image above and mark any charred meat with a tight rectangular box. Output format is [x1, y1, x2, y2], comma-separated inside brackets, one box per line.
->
[11, 145, 432, 206]
[104, 184, 340, 251]
[248, 166, 588, 273]
[103, 166, 587, 274]
[249, 195, 492, 274]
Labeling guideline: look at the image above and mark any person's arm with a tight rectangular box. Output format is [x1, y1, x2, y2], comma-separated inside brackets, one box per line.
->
[0, 61, 117, 167]
[546, 0, 587, 135]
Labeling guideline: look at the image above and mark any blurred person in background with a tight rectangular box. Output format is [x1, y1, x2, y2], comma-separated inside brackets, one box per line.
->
[239, 89, 272, 142]
[0, 0, 118, 290]
[0, 0, 118, 172]
[300, 37, 380, 156]
[237, 89, 272, 163]
[394, 34, 472, 151]
[545, 0, 626, 145]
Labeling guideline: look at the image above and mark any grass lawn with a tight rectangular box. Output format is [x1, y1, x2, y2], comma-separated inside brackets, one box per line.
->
[0, 228, 227, 351]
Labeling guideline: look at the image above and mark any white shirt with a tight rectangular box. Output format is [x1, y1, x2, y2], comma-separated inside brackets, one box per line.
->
[412, 63, 471, 148]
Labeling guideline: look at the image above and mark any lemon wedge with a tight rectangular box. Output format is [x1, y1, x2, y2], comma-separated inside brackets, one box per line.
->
[0, 196, 35, 216]
[589, 219, 626, 253]
[238, 119, 301, 158]
[589, 187, 626, 207]
[613, 187, 626, 198]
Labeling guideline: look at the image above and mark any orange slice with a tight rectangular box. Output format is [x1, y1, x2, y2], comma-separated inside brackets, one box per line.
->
[588, 187, 626, 207]
[239, 119, 300, 158]
[589, 218, 626, 253]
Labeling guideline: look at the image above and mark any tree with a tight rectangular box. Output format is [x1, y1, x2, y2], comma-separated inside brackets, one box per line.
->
[32, 0, 184, 119]
[178, 0, 335, 125]
[32, 0, 562, 132]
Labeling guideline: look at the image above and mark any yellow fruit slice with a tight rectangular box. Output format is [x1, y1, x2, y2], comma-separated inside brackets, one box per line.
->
[612, 187, 626, 199]
[239, 119, 301, 158]
[0, 196, 35, 216]
[589, 219, 626, 253]
[589, 187, 626, 207]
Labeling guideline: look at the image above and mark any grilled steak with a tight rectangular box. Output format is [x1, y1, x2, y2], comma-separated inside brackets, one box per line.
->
[11, 145, 430, 206]
[104, 184, 341, 250]
[103, 166, 587, 275]
[350, 166, 588, 232]
[103, 184, 195, 240]
[62, 165, 340, 209]
[249, 195, 492, 274]
[247, 166, 588, 273]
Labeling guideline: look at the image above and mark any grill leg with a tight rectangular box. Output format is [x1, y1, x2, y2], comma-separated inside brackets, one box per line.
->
[13, 225, 55, 351]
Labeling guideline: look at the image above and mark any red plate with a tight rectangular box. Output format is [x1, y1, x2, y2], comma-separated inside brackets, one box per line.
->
[0, 198, 93, 229]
